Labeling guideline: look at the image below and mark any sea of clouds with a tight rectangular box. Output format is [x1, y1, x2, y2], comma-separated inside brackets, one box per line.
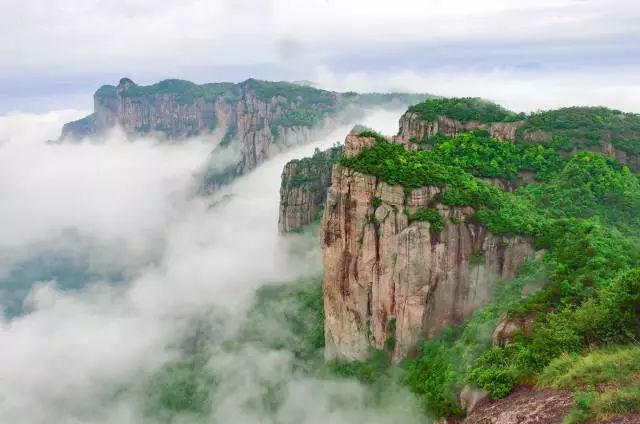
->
[0, 107, 427, 423]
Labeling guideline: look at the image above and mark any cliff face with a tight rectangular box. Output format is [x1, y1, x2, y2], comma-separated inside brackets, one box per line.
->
[62, 78, 333, 176]
[321, 135, 533, 362]
[62, 79, 430, 186]
[395, 107, 640, 172]
[278, 145, 343, 232]
[394, 111, 523, 147]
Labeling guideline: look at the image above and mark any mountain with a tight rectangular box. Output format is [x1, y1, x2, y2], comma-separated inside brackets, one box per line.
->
[321, 131, 534, 363]
[276, 97, 640, 423]
[60, 77, 430, 188]
[278, 144, 343, 232]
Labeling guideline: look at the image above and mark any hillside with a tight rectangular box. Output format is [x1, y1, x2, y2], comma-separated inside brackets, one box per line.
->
[273, 98, 640, 423]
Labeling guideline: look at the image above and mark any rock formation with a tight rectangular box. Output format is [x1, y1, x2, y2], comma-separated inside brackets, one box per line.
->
[460, 386, 574, 424]
[321, 134, 534, 362]
[394, 111, 523, 147]
[491, 312, 535, 347]
[61, 78, 429, 186]
[278, 145, 343, 232]
[394, 106, 640, 172]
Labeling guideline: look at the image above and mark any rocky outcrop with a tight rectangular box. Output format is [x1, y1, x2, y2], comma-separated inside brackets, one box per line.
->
[459, 385, 488, 415]
[321, 135, 534, 362]
[62, 78, 333, 176]
[394, 112, 523, 147]
[491, 313, 535, 347]
[278, 145, 343, 232]
[62, 79, 429, 185]
[461, 386, 573, 424]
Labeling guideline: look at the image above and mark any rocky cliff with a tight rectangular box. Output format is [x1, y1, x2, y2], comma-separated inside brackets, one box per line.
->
[394, 111, 523, 147]
[394, 101, 640, 172]
[62, 78, 429, 186]
[321, 134, 533, 362]
[278, 145, 343, 232]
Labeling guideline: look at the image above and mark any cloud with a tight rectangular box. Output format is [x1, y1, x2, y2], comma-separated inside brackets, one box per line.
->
[2, 0, 637, 75]
[313, 66, 640, 113]
[1, 0, 638, 113]
[0, 106, 412, 423]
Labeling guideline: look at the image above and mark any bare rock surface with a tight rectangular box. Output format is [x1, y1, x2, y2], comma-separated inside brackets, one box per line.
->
[279, 146, 342, 232]
[321, 135, 534, 362]
[462, 386, 573, 424]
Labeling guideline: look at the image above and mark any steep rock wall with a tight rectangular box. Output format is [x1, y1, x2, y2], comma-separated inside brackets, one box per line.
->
[394, 111, 523, 147]
[62, 78, 324, 176]
[278, 146, 343, 232]
[321, 135, 533, 362]
[395, 110, 640, 172]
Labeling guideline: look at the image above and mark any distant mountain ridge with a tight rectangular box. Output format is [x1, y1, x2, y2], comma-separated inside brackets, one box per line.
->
[60, 77, 430, 187]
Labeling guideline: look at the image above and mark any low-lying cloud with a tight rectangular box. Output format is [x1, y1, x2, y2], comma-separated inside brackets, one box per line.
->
[313, 66, 640, 113]
[0, 107, 423, 423]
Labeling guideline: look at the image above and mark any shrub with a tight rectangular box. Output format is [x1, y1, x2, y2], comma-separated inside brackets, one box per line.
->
[408, 208, 445, 233]
[407, 98, 519, 123]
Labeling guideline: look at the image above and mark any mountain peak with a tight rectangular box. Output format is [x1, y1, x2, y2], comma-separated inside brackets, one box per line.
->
[117, 77, 136, 91]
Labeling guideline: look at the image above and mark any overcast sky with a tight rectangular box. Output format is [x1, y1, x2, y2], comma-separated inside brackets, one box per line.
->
[1, 0, 639, 113]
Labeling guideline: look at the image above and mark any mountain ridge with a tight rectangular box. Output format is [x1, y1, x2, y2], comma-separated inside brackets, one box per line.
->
[60, 77, 430, 188]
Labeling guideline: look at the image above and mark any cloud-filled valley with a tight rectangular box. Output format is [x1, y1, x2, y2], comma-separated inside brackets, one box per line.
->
[0, 107, 426, 423]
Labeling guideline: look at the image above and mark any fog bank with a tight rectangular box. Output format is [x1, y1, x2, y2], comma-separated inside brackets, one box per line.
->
[0, 107, 424, 423]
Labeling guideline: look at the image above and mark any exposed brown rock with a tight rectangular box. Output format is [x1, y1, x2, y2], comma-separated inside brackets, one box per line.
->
[321, 136, 534, 362]
[61, 79, 327, 177]
[462, 385, 573, 424]
[394, 112, 523, 147]
[491, 313, 535, 347]
[460, 385, 489, 415]
[278, 146, 342, 232]
[344, 133, 379, 157]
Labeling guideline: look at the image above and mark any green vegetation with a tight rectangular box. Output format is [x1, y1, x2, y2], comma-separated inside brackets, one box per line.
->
[272, 107, 324, 129]
[517, 107, 640, 155]
[402, 261, 545, 417]
[143, 275, 417, 420]
[407, 99, 640, 161]
[243, 79, 336, 107]
[358, 130, 389, 144]
[145, 353, 217, 420]
[341, 131, 549, 236]
[539, 346, 640, 423]
[283, 144, 343, 194]
[150, 102, 640, 422]
[119, 79, 237, 104]
[340, 124, 640, 419]
[94, 85, 117, 100]
[238, 276, 326, 365]
[407, 208, 445, 233]
[407, 98, 521, 123]
[430, 130, 564, 181]
[347, 92, 431, 107]
[144, 276, 325, 420]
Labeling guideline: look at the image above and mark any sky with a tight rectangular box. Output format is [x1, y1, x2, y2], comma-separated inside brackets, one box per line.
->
[1, 0, 640, 113]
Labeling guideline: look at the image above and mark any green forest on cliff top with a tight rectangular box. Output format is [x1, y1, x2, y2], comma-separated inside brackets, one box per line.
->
[146, 99, 640, 423]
